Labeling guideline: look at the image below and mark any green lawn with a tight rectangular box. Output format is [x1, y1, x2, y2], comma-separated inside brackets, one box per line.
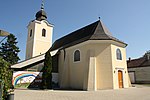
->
[143, 84, 150, 87]
[15, 83, 30, 89]
[135, 84, 150, 87]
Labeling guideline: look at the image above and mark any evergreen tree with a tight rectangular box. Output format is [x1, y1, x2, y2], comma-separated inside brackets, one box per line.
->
[0, 57, 12, 100]
[41, 50, 52, 89]
[0, 34, 20, 65]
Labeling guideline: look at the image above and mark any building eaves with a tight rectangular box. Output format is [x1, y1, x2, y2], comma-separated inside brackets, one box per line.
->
[50, 20, 99, 51]
[50, 20, 127, 51]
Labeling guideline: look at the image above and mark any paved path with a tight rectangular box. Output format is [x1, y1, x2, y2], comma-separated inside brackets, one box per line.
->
[14, 87, 150, 100]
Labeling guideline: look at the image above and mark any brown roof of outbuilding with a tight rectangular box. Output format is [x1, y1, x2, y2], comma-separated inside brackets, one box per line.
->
[50, 20, 126, 51]
[127, 57, 146, 68]
[127, 56, 150, 68]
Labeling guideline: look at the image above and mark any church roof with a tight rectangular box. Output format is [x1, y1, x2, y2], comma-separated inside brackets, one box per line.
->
[50, 20, 127, 51]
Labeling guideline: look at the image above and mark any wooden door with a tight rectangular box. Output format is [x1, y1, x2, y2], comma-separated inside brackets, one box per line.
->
[118, 70, 123, 88]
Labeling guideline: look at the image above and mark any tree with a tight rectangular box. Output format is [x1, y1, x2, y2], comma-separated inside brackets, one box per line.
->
[0, 34, 20, 65]
[0, 57, 12, 100]
[41, 50, 52, 89]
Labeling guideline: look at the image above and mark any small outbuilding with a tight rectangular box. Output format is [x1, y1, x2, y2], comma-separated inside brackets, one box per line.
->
[127, 52, 150, 84]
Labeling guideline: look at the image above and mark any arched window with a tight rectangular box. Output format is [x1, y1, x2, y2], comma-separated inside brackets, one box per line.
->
[116, 49, 122, 60]
[30, 29, 32, 37]
[74, 50, 80, 62]
[42, 29, 46, 37]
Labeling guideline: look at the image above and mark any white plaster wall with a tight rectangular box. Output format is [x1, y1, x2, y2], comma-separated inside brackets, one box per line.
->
[58, 41, 114, 90]
[26, 20, 53, 59]
[58, 40, 129, 90]
[111, 44, 130, 89]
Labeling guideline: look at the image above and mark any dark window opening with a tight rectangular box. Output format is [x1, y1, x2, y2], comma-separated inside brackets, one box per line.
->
[42, 29, 46, 37]
[30, 29, 32, 37]
[116, 49, 122, 60]
[74, 50, 80, 62]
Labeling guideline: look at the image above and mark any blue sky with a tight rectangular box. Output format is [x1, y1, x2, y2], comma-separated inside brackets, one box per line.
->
[0, 0, 150, 61]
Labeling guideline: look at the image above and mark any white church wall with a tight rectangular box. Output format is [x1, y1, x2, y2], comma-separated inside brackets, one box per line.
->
[91, 43, 113, 90]
[111, 44, 130, 89]
[58, 40, 118, 90]
[58, 43, 89, 89]
[26, 20, 53, 59]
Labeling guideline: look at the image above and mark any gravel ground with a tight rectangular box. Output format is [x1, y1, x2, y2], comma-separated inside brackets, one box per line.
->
[14, 86, 150, 100]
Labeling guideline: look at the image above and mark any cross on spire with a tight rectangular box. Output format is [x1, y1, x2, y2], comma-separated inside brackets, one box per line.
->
[41, 0, 44, 10]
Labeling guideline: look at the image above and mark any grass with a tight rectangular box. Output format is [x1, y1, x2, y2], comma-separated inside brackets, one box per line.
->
[142, 84, 150, 87]
[135, 84, 150, 87]
[15, 83, 30, 88]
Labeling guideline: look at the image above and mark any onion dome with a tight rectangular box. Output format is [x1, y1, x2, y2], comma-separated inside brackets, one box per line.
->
[36, 9, 47, 21]
[35, 0, 47, 21]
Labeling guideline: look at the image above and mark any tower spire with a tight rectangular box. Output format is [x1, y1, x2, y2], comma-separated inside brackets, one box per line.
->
[41, 0, 44, 10]
[35, 0, 47, 21]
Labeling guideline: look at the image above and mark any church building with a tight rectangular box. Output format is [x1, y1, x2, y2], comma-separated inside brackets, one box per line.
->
[11, 2, 131, 91]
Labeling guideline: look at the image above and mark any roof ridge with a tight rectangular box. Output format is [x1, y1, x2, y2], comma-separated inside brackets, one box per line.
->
[50, 20, 99, 51]
[100, 20, 112, 36]
[50, 20, 126, 51]
[96, 20, 126, 45]
[128, 57, 144, 62]
[55, 20, 99, 42]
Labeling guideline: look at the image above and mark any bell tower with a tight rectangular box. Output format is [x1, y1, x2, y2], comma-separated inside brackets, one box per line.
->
[25, 1, 53, 59]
